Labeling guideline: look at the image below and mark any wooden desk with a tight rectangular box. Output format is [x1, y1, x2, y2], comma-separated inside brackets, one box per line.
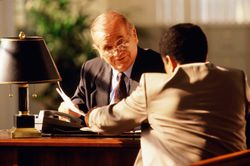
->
[192, 150, 250, 166]
[0, 136, 140, 166]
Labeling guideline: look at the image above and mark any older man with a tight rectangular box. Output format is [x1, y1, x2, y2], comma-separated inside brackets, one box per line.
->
[58, 11, 164, 117]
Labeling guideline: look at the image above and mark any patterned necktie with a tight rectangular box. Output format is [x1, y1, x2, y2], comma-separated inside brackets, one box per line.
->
[114, 72, 127, 103]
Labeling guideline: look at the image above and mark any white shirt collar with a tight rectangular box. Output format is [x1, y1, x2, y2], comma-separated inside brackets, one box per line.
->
[111, 63, 133, 79]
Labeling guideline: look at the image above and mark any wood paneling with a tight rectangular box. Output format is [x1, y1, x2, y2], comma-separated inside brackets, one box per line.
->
[0, 137, 140, 166]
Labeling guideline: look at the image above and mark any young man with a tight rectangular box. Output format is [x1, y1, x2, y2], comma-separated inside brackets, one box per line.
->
[58, 11, 165, 116]
[85, 23, 250, 166]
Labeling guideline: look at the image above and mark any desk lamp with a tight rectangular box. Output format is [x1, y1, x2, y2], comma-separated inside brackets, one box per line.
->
[0, 32, 61, 138]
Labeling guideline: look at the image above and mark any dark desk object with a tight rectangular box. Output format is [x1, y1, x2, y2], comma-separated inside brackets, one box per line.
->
[0, 136, 140, 166]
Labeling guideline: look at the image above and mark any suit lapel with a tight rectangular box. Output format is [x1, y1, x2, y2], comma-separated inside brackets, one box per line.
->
[130, 47, 145, 81]
[129, 47, 144, 93]
[94, 62, 112, 106]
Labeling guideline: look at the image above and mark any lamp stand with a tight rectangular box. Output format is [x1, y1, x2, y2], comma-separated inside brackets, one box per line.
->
[11, 84, 41, 138]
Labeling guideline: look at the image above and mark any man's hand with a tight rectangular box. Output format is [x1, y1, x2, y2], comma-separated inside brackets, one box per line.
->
[58, 102, 81, 118]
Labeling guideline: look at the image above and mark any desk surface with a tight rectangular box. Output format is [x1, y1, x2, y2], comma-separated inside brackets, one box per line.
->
[0, 136, 140, 148]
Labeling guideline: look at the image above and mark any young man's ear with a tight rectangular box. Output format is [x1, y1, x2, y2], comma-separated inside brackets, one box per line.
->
[164, 55, 177, 73]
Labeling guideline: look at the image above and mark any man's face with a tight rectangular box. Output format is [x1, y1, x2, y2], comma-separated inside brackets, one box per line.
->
[92, 24, 138, 72]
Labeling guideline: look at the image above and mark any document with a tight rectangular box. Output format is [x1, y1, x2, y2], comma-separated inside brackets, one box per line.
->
[56, 82, 85, 116]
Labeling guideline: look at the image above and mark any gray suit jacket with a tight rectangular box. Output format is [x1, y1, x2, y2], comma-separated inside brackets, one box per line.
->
[88, 62, 250, 166]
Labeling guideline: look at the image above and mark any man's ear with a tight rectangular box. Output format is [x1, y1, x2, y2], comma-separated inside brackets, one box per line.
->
[165, 55, 177, 72]
[131, 26, 138, 43]
[92, 44, 104, 59]
[131, 26, 137, 36]
[92, 44, 98, 50]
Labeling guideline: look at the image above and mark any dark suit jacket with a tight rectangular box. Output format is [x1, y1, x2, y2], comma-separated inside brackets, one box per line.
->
[71, 47, 165, 113]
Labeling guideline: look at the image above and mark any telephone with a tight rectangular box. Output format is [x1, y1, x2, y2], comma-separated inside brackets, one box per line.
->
[39, 110, 84, 134]
[36, 110, 140, 137]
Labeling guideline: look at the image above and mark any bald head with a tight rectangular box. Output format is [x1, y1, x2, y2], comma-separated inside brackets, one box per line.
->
[90, 11, 133, 38]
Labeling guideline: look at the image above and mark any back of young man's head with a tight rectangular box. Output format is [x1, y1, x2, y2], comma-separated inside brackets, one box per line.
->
[160, 23, 208, 64]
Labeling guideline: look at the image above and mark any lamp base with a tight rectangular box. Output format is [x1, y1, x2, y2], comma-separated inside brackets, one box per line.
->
[11, 127, 41, 138]
[12, 114, 41, 138]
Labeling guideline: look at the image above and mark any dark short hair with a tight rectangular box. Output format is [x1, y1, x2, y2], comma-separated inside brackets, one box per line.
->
[159, 23, 208, 64]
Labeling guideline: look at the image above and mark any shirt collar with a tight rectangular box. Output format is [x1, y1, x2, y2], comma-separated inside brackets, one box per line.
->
[112, 63, 134, 79]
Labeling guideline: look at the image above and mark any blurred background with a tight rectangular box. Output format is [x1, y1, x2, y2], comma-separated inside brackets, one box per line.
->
[0, 0, 250, 129]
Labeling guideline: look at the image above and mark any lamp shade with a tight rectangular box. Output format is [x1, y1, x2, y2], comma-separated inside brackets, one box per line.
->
[0, 36, 61, 84]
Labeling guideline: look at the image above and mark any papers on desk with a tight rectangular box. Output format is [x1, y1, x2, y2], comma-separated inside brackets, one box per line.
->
[80, 127, 141, 137]
[56, 82, 85, 116]
[80, 127, 93, 132]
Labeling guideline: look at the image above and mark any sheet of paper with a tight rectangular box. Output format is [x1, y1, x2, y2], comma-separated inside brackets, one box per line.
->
[56, 83, 85, 116]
